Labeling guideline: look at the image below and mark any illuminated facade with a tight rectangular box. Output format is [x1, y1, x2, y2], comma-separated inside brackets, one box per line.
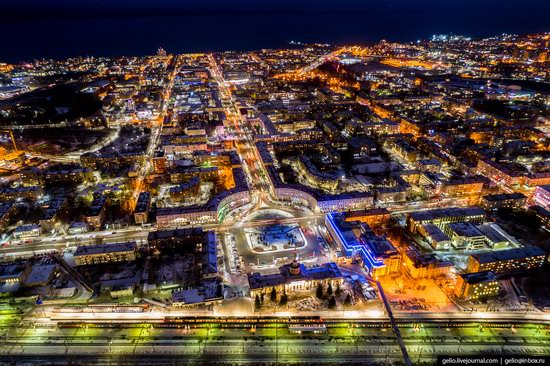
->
[533, 185, 550, 210]
[156, 207, 217, 227]
[454, 271, 500, 301]
[169, 177, 201, 202]
[0, 201, 18, 231]
[325, 213, 399, 277]
[248, 260, 343, 298]
[407, 207, 486, 234]
[13, 224, 41, 239]
[402, 249, 453, 279]
[343, 208, 391, 228]
[134, 192, 151, 224]
[481, 193, 527, 211]
[466, 246, 547, 274]
[73, 242, 137, 266]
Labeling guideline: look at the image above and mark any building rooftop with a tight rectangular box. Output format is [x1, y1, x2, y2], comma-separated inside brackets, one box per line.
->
[405, 248, 453, 269]
[459, 270, 497, 284]
[0, 260, 28, 281]
[0, 201, 16, 217]
[448, 222, 485, 238]
[248, 262, 342, 290]
[41, 197, 67, 221]
[74, 242, 137, 257]
[409, 207, 486, 222]
[475, 224, 509, 244]
[172, 279, 223, 305]
[24, 261, 57, 286]
[170, 177, 200, 193]
[483, 192, 527, 202]
[14, 224, 40, 233]
[422, 223, 451, 243]
[135, 192, 150, 213]
[343, 208, 390, 219]
[147, 228, 204, 241]
[470, 246, 547, 264]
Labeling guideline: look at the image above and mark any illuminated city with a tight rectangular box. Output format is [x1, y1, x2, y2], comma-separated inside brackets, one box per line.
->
[0, 6, 549, 365]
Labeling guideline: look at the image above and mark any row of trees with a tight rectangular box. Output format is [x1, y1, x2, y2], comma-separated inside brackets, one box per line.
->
[316, 283, 339, 299]
[254, 283, 352, 311]
[254, 287, 289, 311]
[317, 283, 352, 309]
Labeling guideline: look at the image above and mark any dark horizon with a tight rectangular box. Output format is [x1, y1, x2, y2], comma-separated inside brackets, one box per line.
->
[1, 1, 549, 63]
[4, 0, 550, 22]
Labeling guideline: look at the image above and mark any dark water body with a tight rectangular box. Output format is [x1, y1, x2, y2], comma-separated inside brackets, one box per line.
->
[1, 12, 548, 62]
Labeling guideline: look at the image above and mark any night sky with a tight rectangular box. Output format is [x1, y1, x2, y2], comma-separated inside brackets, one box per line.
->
[4, 0, 550, 13]
[1, 0, 548, 62]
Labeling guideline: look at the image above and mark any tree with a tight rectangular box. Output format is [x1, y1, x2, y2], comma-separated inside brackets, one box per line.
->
[279, 292, 288, 307]
[316, 283, 324, 299]
[335, 284, 342, 297]
[270, 287, 277, 302]
[327, 283, 333, 296]
[344, 294, 352, 307]
[328, 296, 337, 309]
[254, 295, 261, 311]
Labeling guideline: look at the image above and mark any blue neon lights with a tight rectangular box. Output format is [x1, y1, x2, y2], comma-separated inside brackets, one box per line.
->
[326, 213, 384, 271]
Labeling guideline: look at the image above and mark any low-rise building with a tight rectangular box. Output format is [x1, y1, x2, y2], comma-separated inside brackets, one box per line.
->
[402, 249, 453, 279]
[342, 208, 391, 228]
[466, 246, 547, 274]
[0, 186, 43, 202]
[248, 260, 343, 298]
[147, 228, 205, 251]
[454, 271, 500, 301]
[134, 192, 151, 225]
[169, 177, 201, 203]
[39, 197, 70, 232]
[110, 284, 134, 299]
[68, 221, 88, 234]
[147, 229, 218, 279]
[171, 279, 223, 307]
[0, 260, 30, 284]
[23, 258, 57, 287]
[533, 185, 550, 210]
[73, 242, 137, 266]
[86, 195, 107, 229]
[325, 213, 400, 277]
[435, 176, 485, 198]
[481, 193, 527, 211]
[0, 201, 18, 231]
[530, 205, 550, 229]
[13, 224, 41, 239]
[407, 207, 486, 234]
[447, 222, 487, 250]
[418, 224, 451, 250]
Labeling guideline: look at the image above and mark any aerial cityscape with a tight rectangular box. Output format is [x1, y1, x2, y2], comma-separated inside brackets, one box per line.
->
[0, 5, 550, 365]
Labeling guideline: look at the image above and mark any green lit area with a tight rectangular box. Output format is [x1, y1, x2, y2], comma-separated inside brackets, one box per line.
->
[0, 318, 548, 363]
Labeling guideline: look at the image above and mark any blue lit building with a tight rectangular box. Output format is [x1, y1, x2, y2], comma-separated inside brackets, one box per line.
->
[325, 212, 400, 277]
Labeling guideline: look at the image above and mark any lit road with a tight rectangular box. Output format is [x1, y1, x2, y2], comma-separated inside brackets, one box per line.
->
[208, 54, 274, 203]
[0, 193, 472, 259]
[0, 214, 327, 258]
